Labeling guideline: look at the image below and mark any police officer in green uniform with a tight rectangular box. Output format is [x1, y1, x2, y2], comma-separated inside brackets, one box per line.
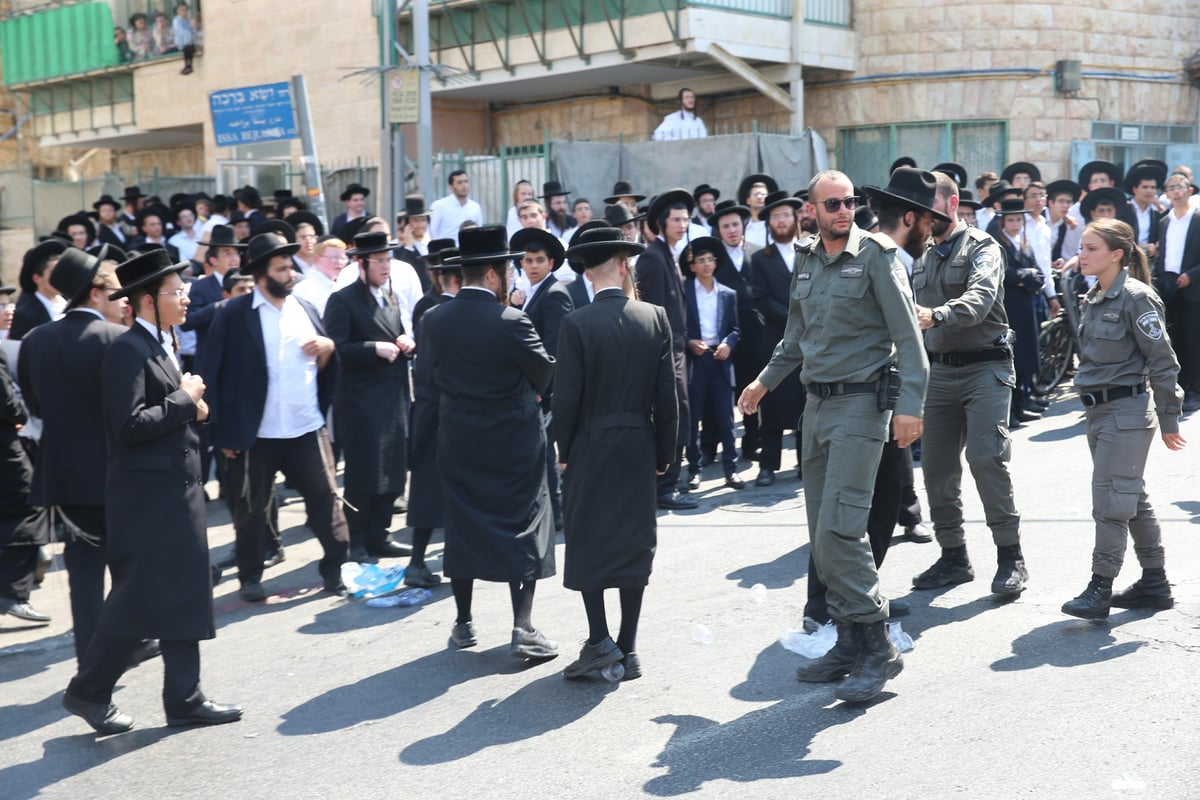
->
[1061, 218, 1185, 620]
[739, 170, 928, 704]
[909, 172, 1030, 597]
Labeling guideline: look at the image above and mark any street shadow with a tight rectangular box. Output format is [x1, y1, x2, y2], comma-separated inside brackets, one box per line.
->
[399, 670, 616, 765]
[0, 635, 76, 684]
[0, 728, 177, 800]
[991, 613, 1146, 671]
[1028, 414, 1086, 442]
[295, 584, 452, 635]
[725, 545, 809, 590]
[278, 645, 535, 736]
[0, 691, 64, 742]
[895, 592, 1007, 641]
[1173, 500, 1200, 524]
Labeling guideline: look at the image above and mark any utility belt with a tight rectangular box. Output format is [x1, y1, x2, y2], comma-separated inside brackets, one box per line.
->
[807, 363, 900, 411]
[928, 346, 1011, 367]
[1079, 384, 1146, 408]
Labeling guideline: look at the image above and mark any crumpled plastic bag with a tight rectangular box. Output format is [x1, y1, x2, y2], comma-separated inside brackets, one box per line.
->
[779, 621, 914, 657]
[340, 562, 406, 599]
[365, 588, 432, 608]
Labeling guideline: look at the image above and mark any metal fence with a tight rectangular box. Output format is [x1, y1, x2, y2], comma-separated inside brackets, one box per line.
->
[430, 147, 550, 227]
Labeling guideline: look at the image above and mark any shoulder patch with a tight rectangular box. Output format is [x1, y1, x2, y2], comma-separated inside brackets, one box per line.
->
[840, 265, 864, 278]
[1136, 310, 1164, 341]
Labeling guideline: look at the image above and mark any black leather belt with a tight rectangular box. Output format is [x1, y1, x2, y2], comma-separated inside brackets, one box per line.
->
[929, 347, 1010, 367]
[805, 381, 877, 399]
[1079, 384, 1146, 408]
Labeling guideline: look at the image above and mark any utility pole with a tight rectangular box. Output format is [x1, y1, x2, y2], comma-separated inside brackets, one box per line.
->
[291, 75, 328, 230]
[414, 0, 433, 200]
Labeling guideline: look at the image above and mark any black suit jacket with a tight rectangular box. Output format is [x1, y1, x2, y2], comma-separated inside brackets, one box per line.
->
[129, 237, 180, 263]
[567, 278, 591, 309]
[713, 242, 764, 381]
[684, 278, 740, 387]
[9, 292, 52, 341]
[523, 275, 574, 410]
[746, 243, 804, 427]
[96, 224, 127, 247]
[394, 246, 433, 294]
[1118, 202, 1164, 248]
[18, 310, 126, 507]
[1153, 209, 1200, 303]
[179, 272, 223, 360]
[634, 238, 687, 357]
[201, 292, 335, 451]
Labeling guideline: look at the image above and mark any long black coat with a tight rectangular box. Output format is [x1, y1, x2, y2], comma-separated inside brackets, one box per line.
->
[324, 280, 410, 495]
[553, 291, 677, 591]
[0, 350, 42, 548]
[523, 274, 574, 410]
[406, 306, 450, 530]
[423, 289, 555, 582]
[9, 292, 51, 341]
[713, 241, 764, 390]
[635, 238, 690, 436]
[747, 245, 805, 431]
[96, 324, 212, 641]
[997, 237, 1042, 379]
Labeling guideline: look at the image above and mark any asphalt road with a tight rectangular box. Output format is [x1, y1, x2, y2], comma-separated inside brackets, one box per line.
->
[3, 394, 1199, 800]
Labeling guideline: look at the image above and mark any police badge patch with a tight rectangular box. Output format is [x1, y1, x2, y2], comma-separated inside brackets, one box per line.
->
[1136, 310, 1164, 340]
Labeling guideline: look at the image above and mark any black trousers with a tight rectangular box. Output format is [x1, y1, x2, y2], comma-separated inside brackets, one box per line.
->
[657, 352, 690, 497]
[69, 638, 203, 716]
[686, 353, 738, 477]
[0, 543, 37, 602]
[1163, 288, 1200, 391]
[896, 446, 924, 529]
[59, 505, 109, 664]
[804, 437, 905, 622]
[227, 429, 348, 586]
[344, 491, 397, 553]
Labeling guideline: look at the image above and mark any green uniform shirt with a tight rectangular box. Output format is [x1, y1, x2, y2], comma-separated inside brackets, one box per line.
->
[913, 220, 1011, 353]
[757, 224, 929, 418]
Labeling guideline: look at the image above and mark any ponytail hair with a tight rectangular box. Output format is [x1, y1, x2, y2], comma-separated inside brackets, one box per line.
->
[1084, 218, 1152, 286]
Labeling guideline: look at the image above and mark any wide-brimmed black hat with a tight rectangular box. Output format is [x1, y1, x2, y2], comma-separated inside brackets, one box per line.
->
[284, 210, 325, 237]
[863, 167, 951, 223]
[692, 183, 721, 202]
[339, 216, 374, 244]
[931, 162, 968, 189]
[172, 200, 197, 221]
[569, 219, 608, 247]
[647, 188, 695, 234]
[603, 203, 645, 227]
[234, 185, 263, 209]
[19, 239, 68, 294]
[57, 213, 96, 245]
[347, 231, 399, 257]
[221, 270, 252, 293]
[565, 226, 646, 273]
[243, 232, 301, 274]
[169, 192, 192, 211]
[109, 248, 189, 300]
[121, 185, 145, 202]
[1080, 187, 1127, 220]
[956, 189, 983, 210]
[256, 218, 297, 244]
[983, 180, 1021, 208]
[708, 199, 751, 227]
[995, 198, 1028, 217]
[192, 191, 213, 204]
[603, 180, 646, 205]
[759, 189, 804, 220]
[680, 236, 723, 272]
[737, 173, 779, 205]
[340, 182, 371, 202]
[540, 181, 571, 199]
[854, 205, 880, 230]
[890, 157, 917, 174]
[442, 225, 524, 267]
[87, 243, 126, 261]
[1123, 159, 1168, 194]
[0, 285, 16, 295]
[1044, 179, 1081, 204]
[425, 238, 457, 268]
[1077, 160, 1123, 189]
[93, 194, 121, 211]
[397, 195, 429, 219]
[50, 246, 114, 306]
[272, 189, 294, 203]
[510, 228, 565, 267]
[1001, 161, 1041, 184]
[135, 204, 170, 230]
[198, 224, 247, 250]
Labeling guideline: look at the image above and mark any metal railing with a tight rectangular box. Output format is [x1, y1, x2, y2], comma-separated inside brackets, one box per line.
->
[689, 0, 791, 19]
[804, 0, 851, 27]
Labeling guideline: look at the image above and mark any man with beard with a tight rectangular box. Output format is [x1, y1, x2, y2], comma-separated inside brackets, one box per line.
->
[692, 184, 719, 227]
[541, 182, 576, 240]
[202, 233, 349, 602]
[739, 170, 927, 704]
[746, 190, 806, 486]
[909, 172, 1029, 599]
[652, 87, 707, 141]
[94, 195, 127, 246]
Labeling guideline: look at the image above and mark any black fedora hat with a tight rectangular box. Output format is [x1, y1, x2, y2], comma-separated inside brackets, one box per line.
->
[50, 246, 113, 307]
[863, 167, 951, 222]
[198, 224, 247, 250]
[0, 284, 16, 296]
[983, 179, 1020, 208]
[425, 238, 458, 268]
[931, 162, 968, 189]
[956, 189, 983, 210]
[339, 182, 371, 202]
[221, 270, 252, 293]
[1123, 159, 1168, 194]
[890, 156, 917, 174]
[339, 216, 374, 244]
[995, 198, 1028, 217]
[679, 236, 723, 272]
[109, 248, 189, 300]
[603, 180, 646, 205]
[737, 173, 779, 205]
[169, 192, 192, 211]
[1080, 187, 1127, 220]
[243, 232, 301, 273]
[1044, 179, 1081, 204]
[235, 185, 263, 209]
[1001, 161, 1041, 184]
[284, 210, 325, 237]
[135, 204, 170, 229]
[192, 191, 213, 204]
[540, 181, 571, 199]
[19, 239, 68, 294]
[647, 188, 695, 234]
[172, 200, 197, 221]
[603, 203, 646, 228]
[346, 230, 399, 258]
[397, 195, 429, 219]
[854, 204, 880, 231]
[57, 213, 96, 245]
[442, 225, 524, 267]
[708, 199, 751, 227]
[87, 243, 127, 261]
[256, 218, 297, 243]
[569, 219, 608, 247]
[1077, 160, 1123, 189]
[121, 185, 145, 202]
[759, 189, 804, 220]
[272, 189, 294, 203]
[565, 226, 646, 273]
[93, 194, 121, 211]
[510, 228, 565, 267]
[692, 183, 721, 202]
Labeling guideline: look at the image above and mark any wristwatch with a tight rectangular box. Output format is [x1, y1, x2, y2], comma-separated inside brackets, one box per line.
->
[932, 309, 946, 327]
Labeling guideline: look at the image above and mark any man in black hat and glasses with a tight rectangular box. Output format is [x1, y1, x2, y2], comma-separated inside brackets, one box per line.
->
[62, 248, 241, 734]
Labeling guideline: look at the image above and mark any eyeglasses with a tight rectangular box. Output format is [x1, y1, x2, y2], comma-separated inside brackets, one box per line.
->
[1166, 184, 1189, 192]
[297, 233, 318, 241]
[157, 288, 188, 298]
[819, 197, 859, 212]
[692, 255, 718, 265]
[1025, 193, 1046, 200]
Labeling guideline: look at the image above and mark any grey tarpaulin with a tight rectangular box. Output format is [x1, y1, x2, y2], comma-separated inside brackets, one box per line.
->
[548, 141, 622, 218]
[618, 134, 758, 207]
[758, 129, 828, 195]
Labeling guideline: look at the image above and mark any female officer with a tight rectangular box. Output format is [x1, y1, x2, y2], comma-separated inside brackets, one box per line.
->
[1061, 219, 1186, 620]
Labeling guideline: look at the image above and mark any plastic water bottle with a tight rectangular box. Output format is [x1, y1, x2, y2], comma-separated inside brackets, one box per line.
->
[597, 662, 625, 682]
[749, 583, 767, 604]
[691, 622, 714, 645]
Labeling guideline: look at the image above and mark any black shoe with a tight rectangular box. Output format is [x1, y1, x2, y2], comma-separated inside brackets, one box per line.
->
[1013, 408, 1042, 423]
[725, 474, 745, 490]
[620, 652, 642, 681]
[404, 563, 442, 588]
[127, 639, 161, 667]
[686, 472, 702, 491]
[239, 582, 266, 602]
[167, 700, 243, 727]
[1111, 572, 1174, 610]
[323, 578, 348, 597]
[1008, 415, 1024, 428]
[1061, 575, 1112, 620]
[991, 559, 1029, 596]
[349, 546, 379, 564]
[657, 491, 698, 510]
[796, 621, 860, 683]
[62, 692, 134, 735]
[511, 628, 559, 660]
[835, 621, 903, 703]
[368, 539, 413, 558]
[912, 553, 974, 589]
[887, 599, 910, 618]
[263, 549, 286, 568]
[451, 621, 477, 648]
[755, 468, 775, 487]
[1029, 398, 1050, 410]
[563, 636, 623, 679]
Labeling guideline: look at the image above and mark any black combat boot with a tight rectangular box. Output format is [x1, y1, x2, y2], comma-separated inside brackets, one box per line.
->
[1111, 568, 1173, 610]
[834, 621, 903, 703]
[912, 545, 973, 589]
[992, 544, 1029, 596]
[1061, 574, 1113, 620]
[796, 621, 860, 683]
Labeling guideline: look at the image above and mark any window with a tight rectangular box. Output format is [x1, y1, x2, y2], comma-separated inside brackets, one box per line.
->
[838, 121, 1008, 189]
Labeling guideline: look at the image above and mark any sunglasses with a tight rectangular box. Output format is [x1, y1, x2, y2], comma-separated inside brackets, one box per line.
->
[819, 197, 859, 212]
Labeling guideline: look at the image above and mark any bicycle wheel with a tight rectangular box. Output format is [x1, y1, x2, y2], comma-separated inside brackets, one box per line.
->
[1035, 319, 1071, 393]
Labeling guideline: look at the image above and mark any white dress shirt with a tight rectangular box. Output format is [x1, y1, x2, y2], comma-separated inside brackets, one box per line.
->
[723, 241, 745, 272]
[695, 280, 720, 346]
[335, 259, 422, 334]
[428, 194, 484, 244]
[1164, 208, 1191, 274]
[505, 206, 522, 238]
[524, 275, 549, 309]
[293, 268, 342, 317]
[774, 240, 796, 273]
[744, 219, 767, 247]
[252, 288, 325, 439]
[652, 110, 708, 141]
[169, 230, 199, 263]
[134, 316, 180, 372]
[35, 291, 67, 322]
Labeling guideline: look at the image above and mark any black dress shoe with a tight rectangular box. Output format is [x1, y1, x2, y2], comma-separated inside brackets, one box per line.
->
[166, 700, 243, 727]
[686, 472, 702, 491]
[127, 639, 161, 667]
[368, 539, 413, 558]
[323, 579, 349, 597]
[349, 547, 379, 564]
[725, 474, 745, 490]
[239, 582, 266, 602]
[755, 468, 775, 487]
[62, 692, 134, 735]
[1013, 408, 1042, 423]
[657, 491, 698, 510]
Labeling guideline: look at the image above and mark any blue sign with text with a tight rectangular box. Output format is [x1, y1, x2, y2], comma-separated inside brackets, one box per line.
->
[209, 82, 297, 146]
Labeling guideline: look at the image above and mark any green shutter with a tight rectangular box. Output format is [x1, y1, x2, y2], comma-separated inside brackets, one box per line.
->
[1, 2, 119, 86]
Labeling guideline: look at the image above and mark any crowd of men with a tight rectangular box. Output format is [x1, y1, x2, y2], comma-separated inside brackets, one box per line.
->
[0, 150, 1196, 727]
